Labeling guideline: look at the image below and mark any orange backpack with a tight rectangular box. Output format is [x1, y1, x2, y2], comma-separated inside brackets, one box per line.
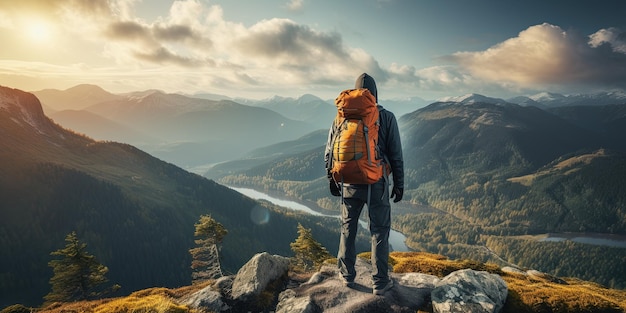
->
[330, 88, 385, 184]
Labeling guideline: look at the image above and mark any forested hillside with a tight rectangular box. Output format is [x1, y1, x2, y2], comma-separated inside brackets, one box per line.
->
[0, 86, 353, 307]
[398, 101, 626, 233]
[218, 99, 626, 289]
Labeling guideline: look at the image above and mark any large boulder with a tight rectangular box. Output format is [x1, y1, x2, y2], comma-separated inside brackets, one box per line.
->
[231, 252, 290, 302]
[275, 289, 317, 313]
[431, 269, 508, 313]
[183, 286, 228, 312]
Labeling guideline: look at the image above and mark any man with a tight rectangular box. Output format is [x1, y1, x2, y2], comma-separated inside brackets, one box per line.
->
[324, 73, 404, 295]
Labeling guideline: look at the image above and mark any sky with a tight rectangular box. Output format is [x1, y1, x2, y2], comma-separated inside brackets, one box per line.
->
[1, 0, 626, 101]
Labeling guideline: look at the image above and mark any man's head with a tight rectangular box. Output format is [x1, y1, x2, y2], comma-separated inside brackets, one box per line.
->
[355, 73, 377, 103]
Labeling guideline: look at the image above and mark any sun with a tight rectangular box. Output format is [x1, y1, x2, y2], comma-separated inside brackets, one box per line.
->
[26, 20, 52, 43]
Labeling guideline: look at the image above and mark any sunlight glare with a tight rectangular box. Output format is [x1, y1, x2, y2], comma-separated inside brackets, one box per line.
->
[26, 20, 52, 43]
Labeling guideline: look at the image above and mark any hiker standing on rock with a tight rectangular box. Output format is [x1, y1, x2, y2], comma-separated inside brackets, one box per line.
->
[324, 73, 404, 295]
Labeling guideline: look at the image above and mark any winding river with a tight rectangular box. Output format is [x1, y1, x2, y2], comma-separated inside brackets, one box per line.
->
[229, 186, 410, 252]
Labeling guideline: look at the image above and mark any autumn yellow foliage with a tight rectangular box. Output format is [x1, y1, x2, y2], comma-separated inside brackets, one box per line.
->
[22, 252, 626, 313]
[388, 251, 626, 313]
[34, 284, 210, 313]
[93, 294, 189, 313]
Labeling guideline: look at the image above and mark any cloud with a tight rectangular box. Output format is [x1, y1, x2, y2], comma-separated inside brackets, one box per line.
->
[0, 0, 382, 96]
[105, 21, 150, 41]
[85, 1, 213, 68]
[286, 0, 305, 12]
[230, 18, 385, 87]
[69, 1, 384, 86]
[234, 18, 346, 63]
[8, 1, 624, 99]
[589, 27, 626, 53]
[153, 23, 197, 42]
[102, 19, 213, 67]
[0, 0, 111, 17]
[132, 47, 199, 67]
[383, 63, 519, 98]
[447, 23, 626, 90]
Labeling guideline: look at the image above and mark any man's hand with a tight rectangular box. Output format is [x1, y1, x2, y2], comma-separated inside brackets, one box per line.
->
[390, 186, 403, 203]
[329, 179, 341, 196]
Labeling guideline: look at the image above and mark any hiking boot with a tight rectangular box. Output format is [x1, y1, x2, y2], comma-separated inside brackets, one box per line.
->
[373, 280, 393, 295]
[339, 274, 355, 288]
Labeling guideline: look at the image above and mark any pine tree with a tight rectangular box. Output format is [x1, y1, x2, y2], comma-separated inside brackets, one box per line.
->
[290, 223, 333, 272]
[44, 231, 118, 303]
[189, 214, 228, 283]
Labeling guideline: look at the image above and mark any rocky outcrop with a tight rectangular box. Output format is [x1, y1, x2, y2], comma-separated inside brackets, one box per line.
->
[431, 269, 508, 313]
[184, 252, 509, 313]
[276, 258, 430, 313]
[183, 286, 228, 312]
[184, 252, 290, 312]
[231, 252, 290, 302]
[502, 266, 568, 284]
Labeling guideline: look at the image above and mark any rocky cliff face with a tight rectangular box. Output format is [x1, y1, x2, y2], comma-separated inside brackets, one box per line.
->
[1, 86, 61, 138]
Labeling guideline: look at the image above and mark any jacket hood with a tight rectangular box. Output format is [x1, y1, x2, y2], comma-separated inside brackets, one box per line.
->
[354, 73, 377, 103]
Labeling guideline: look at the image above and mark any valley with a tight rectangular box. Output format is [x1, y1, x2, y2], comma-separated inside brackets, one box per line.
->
[2, 84, 626, 307]
[228, 186, 410, 252]
[211, 92, 626, 291]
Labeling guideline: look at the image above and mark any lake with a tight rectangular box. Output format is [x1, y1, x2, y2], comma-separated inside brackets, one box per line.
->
[229, 186, 410, 252]
[539, 233, 626, 249]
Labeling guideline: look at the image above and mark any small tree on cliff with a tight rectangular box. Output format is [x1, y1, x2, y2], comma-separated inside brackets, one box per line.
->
[44, 231, 119, 303]
[290, 223, 333, 272]
[189, 214, 228, 283]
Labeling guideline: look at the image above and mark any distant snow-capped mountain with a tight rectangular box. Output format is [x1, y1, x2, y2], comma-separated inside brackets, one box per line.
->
[510, 91, 626, 108]
[437, 93, 510, 106]
[529, 92, 567, 103]
[435, 91, 626, 109]
[506, 96, 543, 108]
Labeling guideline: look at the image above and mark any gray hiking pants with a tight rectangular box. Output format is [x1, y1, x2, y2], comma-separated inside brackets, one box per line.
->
[337, 179, 391, 289]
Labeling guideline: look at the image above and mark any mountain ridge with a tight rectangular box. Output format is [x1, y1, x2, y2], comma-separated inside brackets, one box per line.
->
[34, 84, 123, 112]
[33, 84, 626, 111]
[436, 93, 510, 106]
[34, 87, 319, 167]
[31, 84, 626, 170]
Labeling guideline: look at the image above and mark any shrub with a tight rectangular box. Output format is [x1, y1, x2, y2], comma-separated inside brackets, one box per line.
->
[0, 304, 31, 313]
[93, 294, 191, 313]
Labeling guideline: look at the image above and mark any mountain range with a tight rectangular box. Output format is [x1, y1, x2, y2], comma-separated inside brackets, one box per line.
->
[0, 86, 351, 307]
[34, 84, 626, 172]
[35, 85, 318, 170]
[512, 91, 626, 108]
[37, 85, 430, 165]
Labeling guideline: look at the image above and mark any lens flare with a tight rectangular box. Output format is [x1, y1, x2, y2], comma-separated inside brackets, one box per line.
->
[250, 205, 270, 225]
